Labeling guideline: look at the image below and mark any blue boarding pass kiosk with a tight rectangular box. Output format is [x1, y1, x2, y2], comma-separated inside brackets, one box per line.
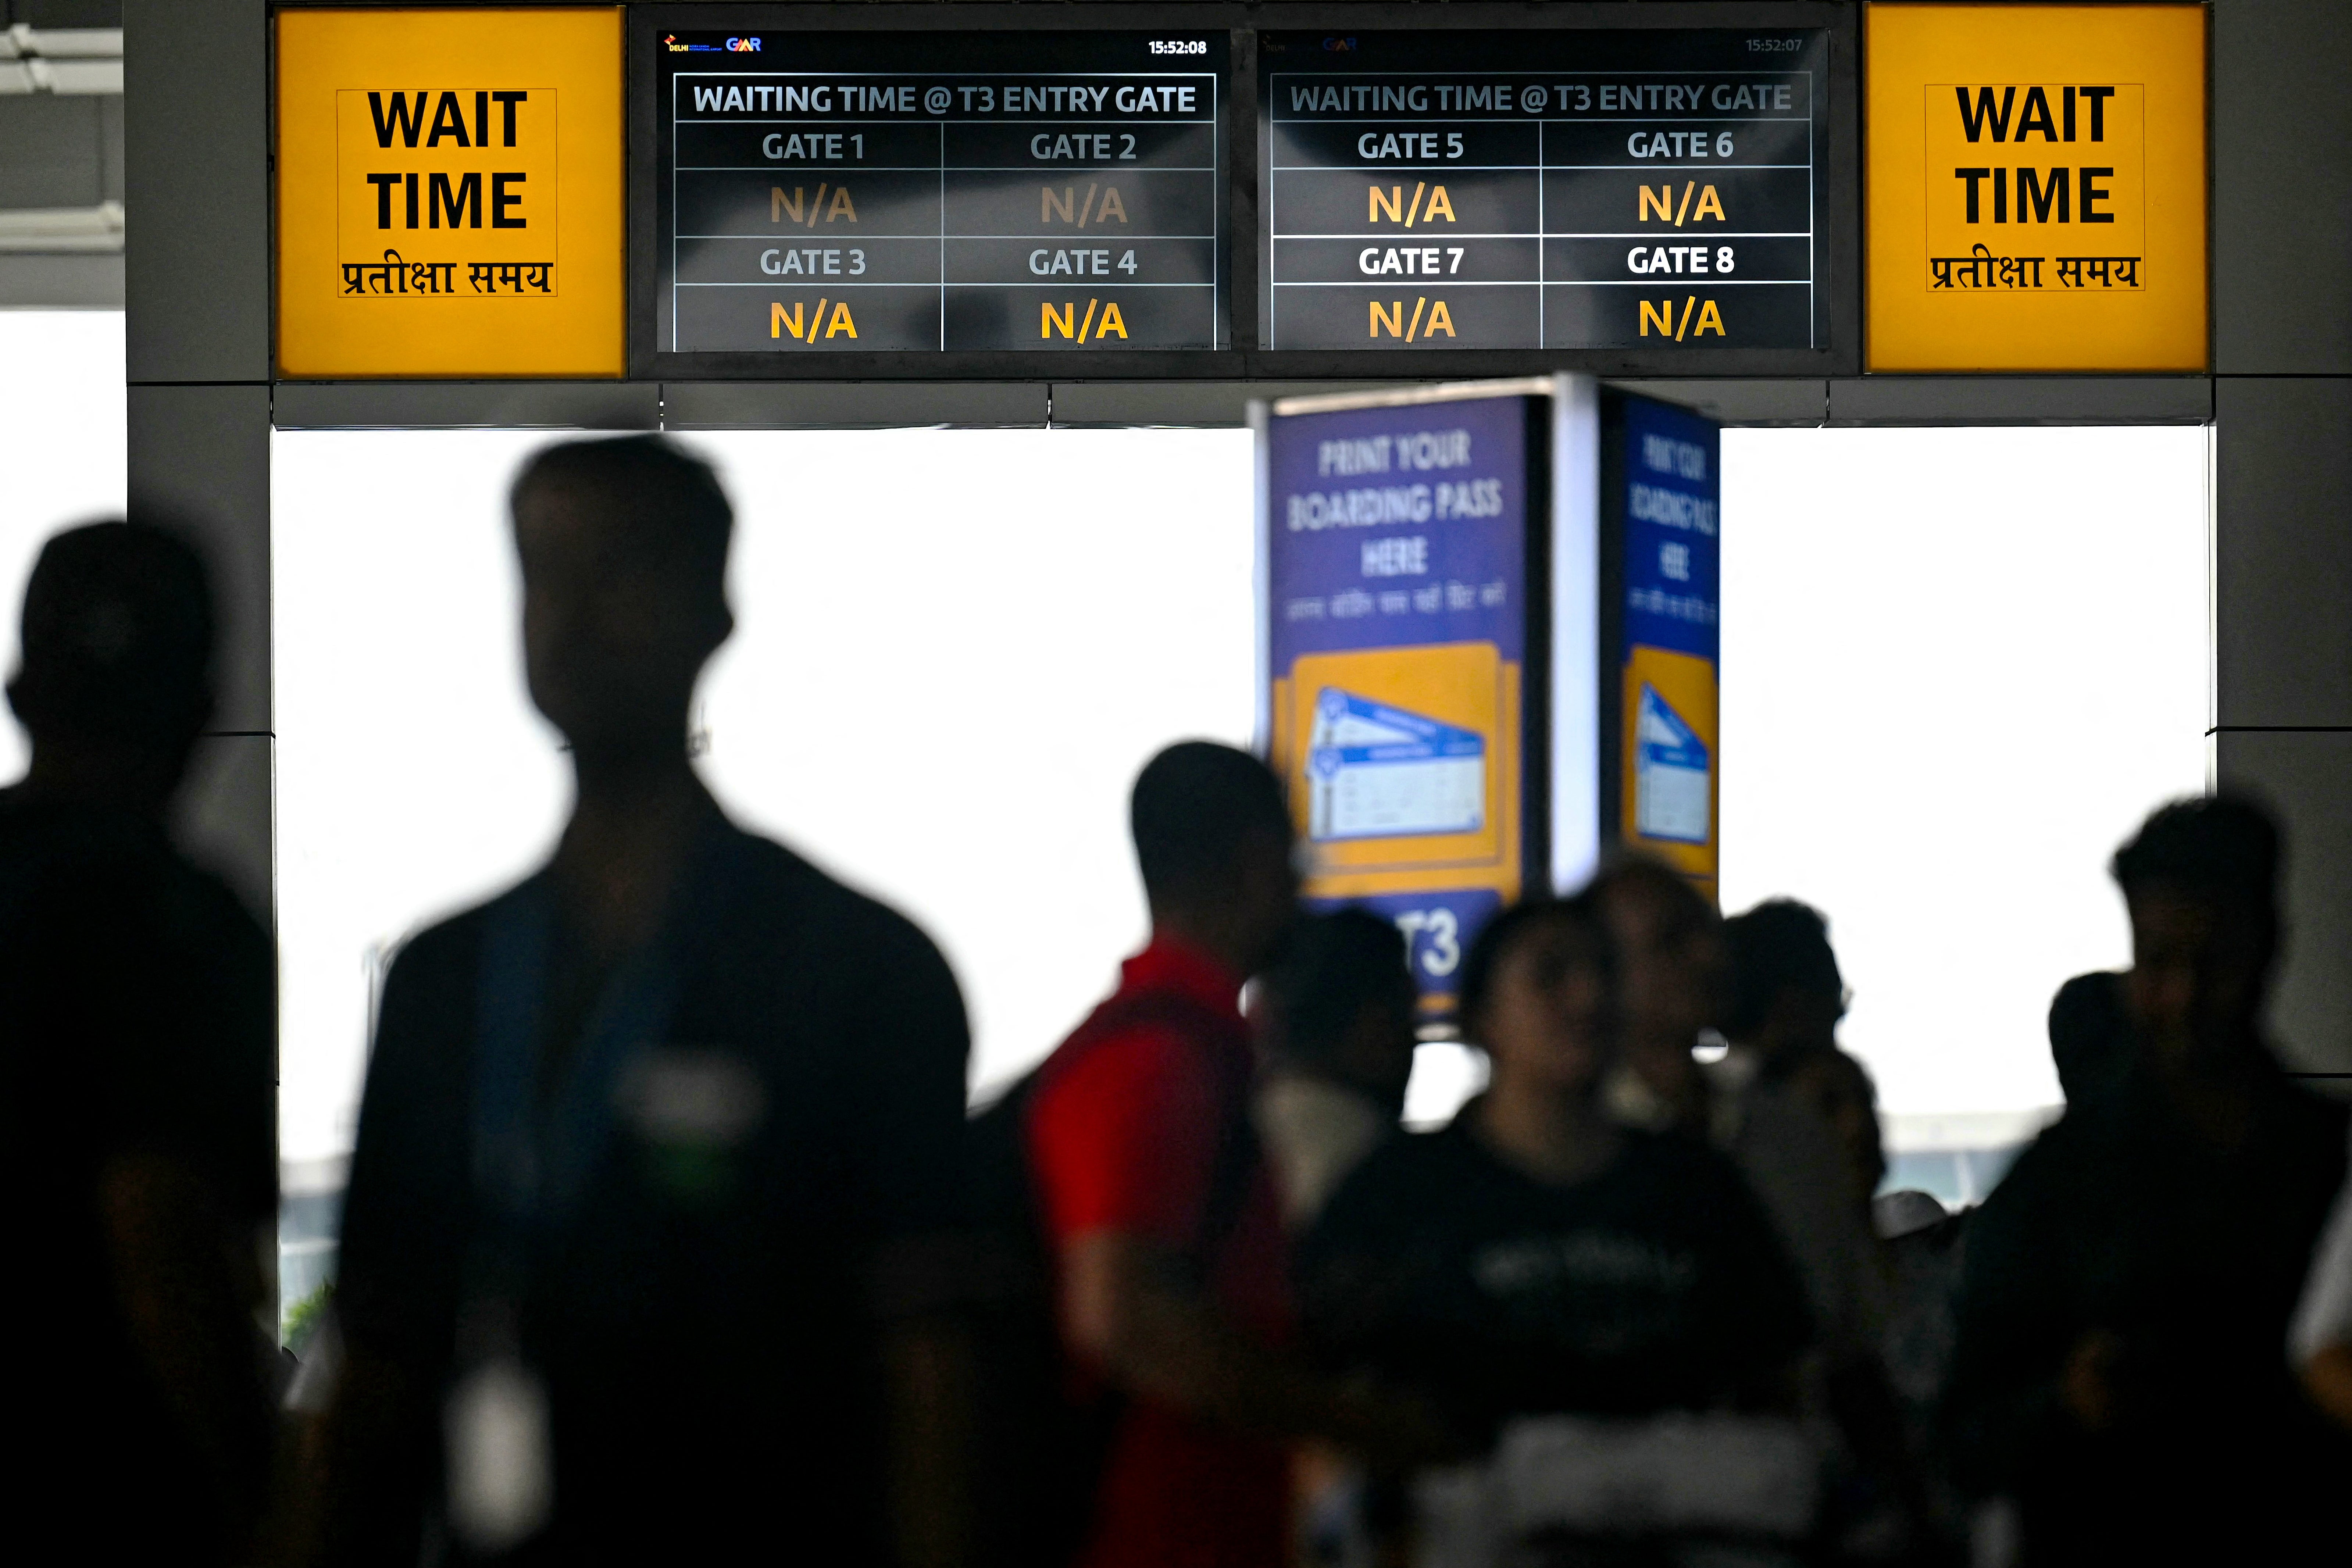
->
[1255, 377, 1721, 1021]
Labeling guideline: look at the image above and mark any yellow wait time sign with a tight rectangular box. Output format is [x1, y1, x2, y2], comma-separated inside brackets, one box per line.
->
[1865, 3, 2207, 372]
[276, 8, 624, 378]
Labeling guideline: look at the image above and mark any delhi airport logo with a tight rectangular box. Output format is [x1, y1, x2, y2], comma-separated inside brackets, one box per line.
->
[661, 34, 759, 54]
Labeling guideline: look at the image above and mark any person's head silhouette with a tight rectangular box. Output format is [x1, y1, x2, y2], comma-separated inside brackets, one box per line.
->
[509, 436, 734, 770]
[6, 519, 214, 816]
[1457, 893, 1619, 1106]
[1722, 896, 1846, 1073]
[2112, 795, 2283, 1071]
[1595, 855, 1725, 1036]
[1595, 853, 1724, 1060]
[1259, 907, 1418, 1116]
[1131, 741, 1298, 981]
[2048, 969, 2132, 1107]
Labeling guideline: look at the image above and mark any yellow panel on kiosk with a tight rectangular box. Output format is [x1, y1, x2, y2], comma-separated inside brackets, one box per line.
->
[276, 8, 624, 378]
[1270, 642, 1520, 905]
[1865, 4, 2206, 371]
[1621, 644, 1718, 900]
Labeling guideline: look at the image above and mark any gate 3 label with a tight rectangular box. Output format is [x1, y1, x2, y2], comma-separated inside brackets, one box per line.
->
[278, 8, 624, 378]
[1866, 4, 2205, 372]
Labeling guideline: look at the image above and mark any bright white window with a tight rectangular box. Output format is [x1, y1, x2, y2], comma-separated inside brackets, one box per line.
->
[274, 433, 573, 1159]
[1719, 426, 2210, 1139]
[0, 316, 2208, 1212]
[0, 311, 129, 781]
[268, 421, 2209, 1169]
[272, 428, 1256, 1161]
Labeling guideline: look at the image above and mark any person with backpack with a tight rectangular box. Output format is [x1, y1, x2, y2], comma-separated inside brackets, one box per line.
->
[1019, 741, 1445, 1568]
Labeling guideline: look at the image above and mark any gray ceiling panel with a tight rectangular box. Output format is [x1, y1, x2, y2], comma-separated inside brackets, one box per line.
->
[0, 94, 103, 209]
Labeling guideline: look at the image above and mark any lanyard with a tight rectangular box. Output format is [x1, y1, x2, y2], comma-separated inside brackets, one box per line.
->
[465, 819, 749, 1326]
[448, 819, 746, 1555]
[471, 884, 678, 1266]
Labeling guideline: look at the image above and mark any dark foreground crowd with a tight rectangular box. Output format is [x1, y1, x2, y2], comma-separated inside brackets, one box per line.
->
[5, 436, 2348, 1568]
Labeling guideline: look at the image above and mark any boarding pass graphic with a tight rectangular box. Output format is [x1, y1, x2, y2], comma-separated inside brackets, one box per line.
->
[1634, 683, 1711, 844]
[1308, 688, 1487, 842]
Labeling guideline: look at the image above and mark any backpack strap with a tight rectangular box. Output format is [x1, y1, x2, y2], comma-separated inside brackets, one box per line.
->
[977, 988, 1266, 1568]
[1049, 986, 1264, 1279]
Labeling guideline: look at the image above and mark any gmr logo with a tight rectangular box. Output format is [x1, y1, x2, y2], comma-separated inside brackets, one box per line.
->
[727, 37, 761, 53]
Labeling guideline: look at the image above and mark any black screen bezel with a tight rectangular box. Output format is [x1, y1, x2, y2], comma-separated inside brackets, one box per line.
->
[627, 3, 1859, 382]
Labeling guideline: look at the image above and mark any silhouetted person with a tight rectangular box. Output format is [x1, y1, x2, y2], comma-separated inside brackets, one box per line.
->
[1715, 897, 1924, 1556]
[1253, 907, 1418, 1224]
[1593, 854, 1728, 1141]
[1712, 900, 1888, 1392]
[0, 521, 276, 1565]
[1299, 893, 1809, 1456]
[1723, 896, 1846, 1076]
[315, 438, 971, 1567]
[1787, 1046, 1887, 1224]
[1619, 876, 1932, 1558]
[1874, 1184, 1970, 1563]
[1024, 742, 1439, 1568]
[2045, 969, 2131, 1111]
[1945, 796, 2350, 1564]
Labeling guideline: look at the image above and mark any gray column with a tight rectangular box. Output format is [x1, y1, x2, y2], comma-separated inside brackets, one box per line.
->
[2213, 0, 2352, 1073]
[123, 0, 272, 917]
[130, 383, 272, 915]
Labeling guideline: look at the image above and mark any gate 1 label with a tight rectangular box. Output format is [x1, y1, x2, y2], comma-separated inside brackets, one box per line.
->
[1259, 29, 1831, 351]
[1866, 5, 2206, 371]
[655, 29, 1228, 354]
[277, 8, 624, 378]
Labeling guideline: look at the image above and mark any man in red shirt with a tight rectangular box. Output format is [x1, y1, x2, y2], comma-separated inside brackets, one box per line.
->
[1027, 742, 1425, 1568]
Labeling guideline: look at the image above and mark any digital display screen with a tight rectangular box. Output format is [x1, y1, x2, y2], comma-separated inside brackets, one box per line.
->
[652, 29, 1230, 356]
[1259, 29, 1830, 351]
